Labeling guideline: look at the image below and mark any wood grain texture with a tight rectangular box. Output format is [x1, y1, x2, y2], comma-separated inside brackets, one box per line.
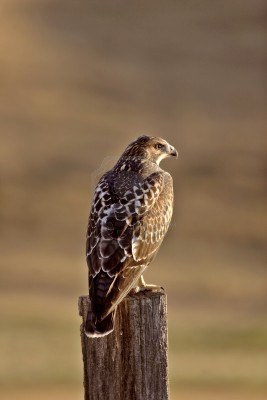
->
[78, 291, 169, 400]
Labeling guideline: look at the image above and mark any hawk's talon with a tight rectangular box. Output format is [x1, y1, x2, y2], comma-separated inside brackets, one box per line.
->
[134, 284, 164, 293]
[134, 275, 164, 293]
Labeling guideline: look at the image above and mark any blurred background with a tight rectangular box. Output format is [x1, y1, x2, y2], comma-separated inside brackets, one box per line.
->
[0, 1, 267, 399]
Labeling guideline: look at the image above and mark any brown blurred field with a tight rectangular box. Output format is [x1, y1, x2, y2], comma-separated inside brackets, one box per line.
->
[0, 1, 267, 399]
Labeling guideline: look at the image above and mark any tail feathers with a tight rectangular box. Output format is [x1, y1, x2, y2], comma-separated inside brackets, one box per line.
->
[85, 309, 114, 338]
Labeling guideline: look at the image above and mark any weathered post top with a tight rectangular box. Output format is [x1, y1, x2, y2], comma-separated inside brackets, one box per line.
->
[79, 290, 169, 400]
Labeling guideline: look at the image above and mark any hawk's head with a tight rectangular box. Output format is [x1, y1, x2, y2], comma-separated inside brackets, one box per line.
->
[124, 135, 178, 165]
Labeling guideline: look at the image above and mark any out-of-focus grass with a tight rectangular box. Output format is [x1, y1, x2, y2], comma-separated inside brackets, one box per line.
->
[1, 387, 83, 400]
[169, 327, 267, 352]
[0, 0, 267, 399]
[0, 293, 82, 388]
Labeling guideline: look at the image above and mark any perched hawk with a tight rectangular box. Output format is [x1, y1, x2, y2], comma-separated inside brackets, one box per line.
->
[85, 135, 177, 337]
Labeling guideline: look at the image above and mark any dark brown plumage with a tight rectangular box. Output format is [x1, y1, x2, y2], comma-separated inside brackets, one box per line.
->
[85, 135, 178, 337]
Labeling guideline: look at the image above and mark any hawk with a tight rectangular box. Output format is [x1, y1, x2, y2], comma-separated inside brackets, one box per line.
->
[85, 135, 178, 337]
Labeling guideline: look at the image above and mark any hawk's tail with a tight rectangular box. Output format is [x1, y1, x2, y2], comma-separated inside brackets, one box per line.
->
[84, 308, 115, 338]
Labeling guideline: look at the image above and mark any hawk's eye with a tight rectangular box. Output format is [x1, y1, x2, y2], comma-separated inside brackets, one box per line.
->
[155, 143, 164, 150]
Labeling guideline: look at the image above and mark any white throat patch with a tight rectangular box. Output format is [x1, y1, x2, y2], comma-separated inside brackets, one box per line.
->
[156, 153, 169, 165]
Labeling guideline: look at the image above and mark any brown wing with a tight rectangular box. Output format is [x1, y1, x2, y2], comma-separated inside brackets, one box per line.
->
[86, 171, 173, 320]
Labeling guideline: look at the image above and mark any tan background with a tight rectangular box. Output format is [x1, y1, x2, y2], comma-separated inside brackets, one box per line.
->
[0, 1, 267, 399]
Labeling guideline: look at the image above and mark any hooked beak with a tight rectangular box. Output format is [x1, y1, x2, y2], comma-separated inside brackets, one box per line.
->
[169, 145, 178, 158]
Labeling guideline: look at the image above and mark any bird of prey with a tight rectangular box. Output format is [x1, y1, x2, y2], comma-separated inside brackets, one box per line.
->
[85, 135, 178, 337]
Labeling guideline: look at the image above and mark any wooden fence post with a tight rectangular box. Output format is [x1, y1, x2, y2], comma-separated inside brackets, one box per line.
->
[78, 290, 169, 400]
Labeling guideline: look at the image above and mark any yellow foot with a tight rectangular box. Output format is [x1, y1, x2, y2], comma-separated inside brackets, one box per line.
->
[134, 283, 164, 293]
[133, 276, 164, 293]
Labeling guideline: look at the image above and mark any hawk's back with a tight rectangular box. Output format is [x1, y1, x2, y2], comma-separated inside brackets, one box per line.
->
[85, 135, 177, 337]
